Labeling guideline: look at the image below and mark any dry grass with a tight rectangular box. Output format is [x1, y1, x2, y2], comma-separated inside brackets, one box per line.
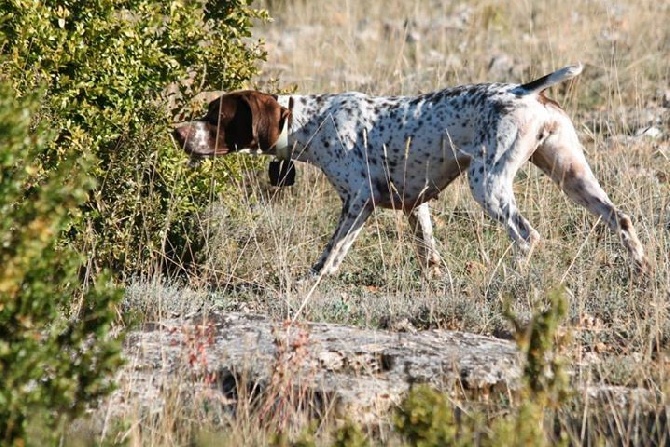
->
[91, 0, 670, 444]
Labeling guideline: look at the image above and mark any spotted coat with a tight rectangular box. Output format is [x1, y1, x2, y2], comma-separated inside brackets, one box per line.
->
[173, 64, 648, 277]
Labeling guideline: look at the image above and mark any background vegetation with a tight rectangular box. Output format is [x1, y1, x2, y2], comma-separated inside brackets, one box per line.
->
[0, 0, 267, 443]
[0, 85, 122, 445]
[1, 0, 268, 278]
[114, 0, 669, 444]
[0, 0, 668, 445]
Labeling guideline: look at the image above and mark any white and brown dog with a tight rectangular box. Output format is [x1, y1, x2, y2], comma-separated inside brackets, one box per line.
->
[173, 64, 648, 277]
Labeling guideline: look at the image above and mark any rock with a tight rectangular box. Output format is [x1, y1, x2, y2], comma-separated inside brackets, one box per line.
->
[94, 311, 664, 432]
[635, 125, 663, 138]
[585, 385, 661, 411]
[105, 311, 522, 424]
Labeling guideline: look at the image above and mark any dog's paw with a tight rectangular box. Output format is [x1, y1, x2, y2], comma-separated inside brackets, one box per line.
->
[293, 268, 321, 288]
[632, 255, 653, 278]
[423, 264, 445, 280]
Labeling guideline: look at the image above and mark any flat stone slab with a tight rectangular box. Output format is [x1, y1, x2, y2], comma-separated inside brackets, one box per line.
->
[106, 311, 522, 423]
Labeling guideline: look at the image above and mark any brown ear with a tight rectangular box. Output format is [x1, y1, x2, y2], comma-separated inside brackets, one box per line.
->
[242, 92, 284, 151]
[202, 92, 284, 153]
[206, 94, 254, 153]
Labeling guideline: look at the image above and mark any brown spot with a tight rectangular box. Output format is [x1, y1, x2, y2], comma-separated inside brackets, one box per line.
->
[537, 91, 561, 109]
[543, 120, 559, 136]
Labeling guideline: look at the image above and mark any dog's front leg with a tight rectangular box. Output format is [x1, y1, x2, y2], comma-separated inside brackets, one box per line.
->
[406, 202, 443, 277]
[309, 189, 375, 276]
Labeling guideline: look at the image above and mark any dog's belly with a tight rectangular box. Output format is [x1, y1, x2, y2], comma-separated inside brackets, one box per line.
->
[373, 156, 469, 210]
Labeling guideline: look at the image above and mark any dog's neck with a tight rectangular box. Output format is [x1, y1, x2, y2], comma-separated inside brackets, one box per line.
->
[274, 96, 293, 161]
[274, 95, 321, 166]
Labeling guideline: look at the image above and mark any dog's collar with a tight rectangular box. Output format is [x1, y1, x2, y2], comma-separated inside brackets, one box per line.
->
[275, 96, 294, 161]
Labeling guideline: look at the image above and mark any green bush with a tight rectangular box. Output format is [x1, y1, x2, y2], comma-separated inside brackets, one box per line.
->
[504, 288, 569, 401]
[394, 385, 466, 447]
[0, 84, 122, 445]
[0, 0, 268, 277]
[394, 290, 571, 447]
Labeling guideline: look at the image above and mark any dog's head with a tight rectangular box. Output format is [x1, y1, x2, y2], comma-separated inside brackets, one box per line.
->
[173, 91, 291, 159]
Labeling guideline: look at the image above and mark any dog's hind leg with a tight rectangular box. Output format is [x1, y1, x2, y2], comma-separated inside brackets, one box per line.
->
[468, 158, 541, 254]
[531, 119, 649, 273]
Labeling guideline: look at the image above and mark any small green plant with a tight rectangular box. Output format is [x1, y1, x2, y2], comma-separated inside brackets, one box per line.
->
[270, 422, 317, 447]
[489, 288, 571, 447]
[0, 84, 122, 445]
[504, 287, 570, 402]
[394, 384, 465, 447]
[331, 420, 370, 447]
[393, 289, 571, 447]
[270, 419, 369, 447]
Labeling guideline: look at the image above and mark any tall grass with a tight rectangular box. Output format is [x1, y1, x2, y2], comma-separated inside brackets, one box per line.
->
[93, 0, 669, 444]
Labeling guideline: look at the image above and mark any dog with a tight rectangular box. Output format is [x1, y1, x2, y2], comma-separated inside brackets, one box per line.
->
[173, 64, 649, 277]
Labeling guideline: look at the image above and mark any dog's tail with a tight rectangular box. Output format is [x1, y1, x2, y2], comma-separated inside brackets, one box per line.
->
[514, 63, 583, 95]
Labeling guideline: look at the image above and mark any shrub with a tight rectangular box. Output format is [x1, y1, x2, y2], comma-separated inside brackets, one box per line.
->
[0, 0, 268, 278]
[0, 84, 122, 445]
[394, 384, 464, 447]
[394, 289, 571, 447]
[504, 287, 569, 401]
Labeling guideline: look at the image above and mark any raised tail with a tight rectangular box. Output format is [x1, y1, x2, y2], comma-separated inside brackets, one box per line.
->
[514, 63, 583, 95]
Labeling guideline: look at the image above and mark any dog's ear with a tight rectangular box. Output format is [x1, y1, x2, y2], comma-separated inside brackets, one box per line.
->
[243, 92, 285, 151]
[207, 92, 284, 152]
[205, 93, 254, 153]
